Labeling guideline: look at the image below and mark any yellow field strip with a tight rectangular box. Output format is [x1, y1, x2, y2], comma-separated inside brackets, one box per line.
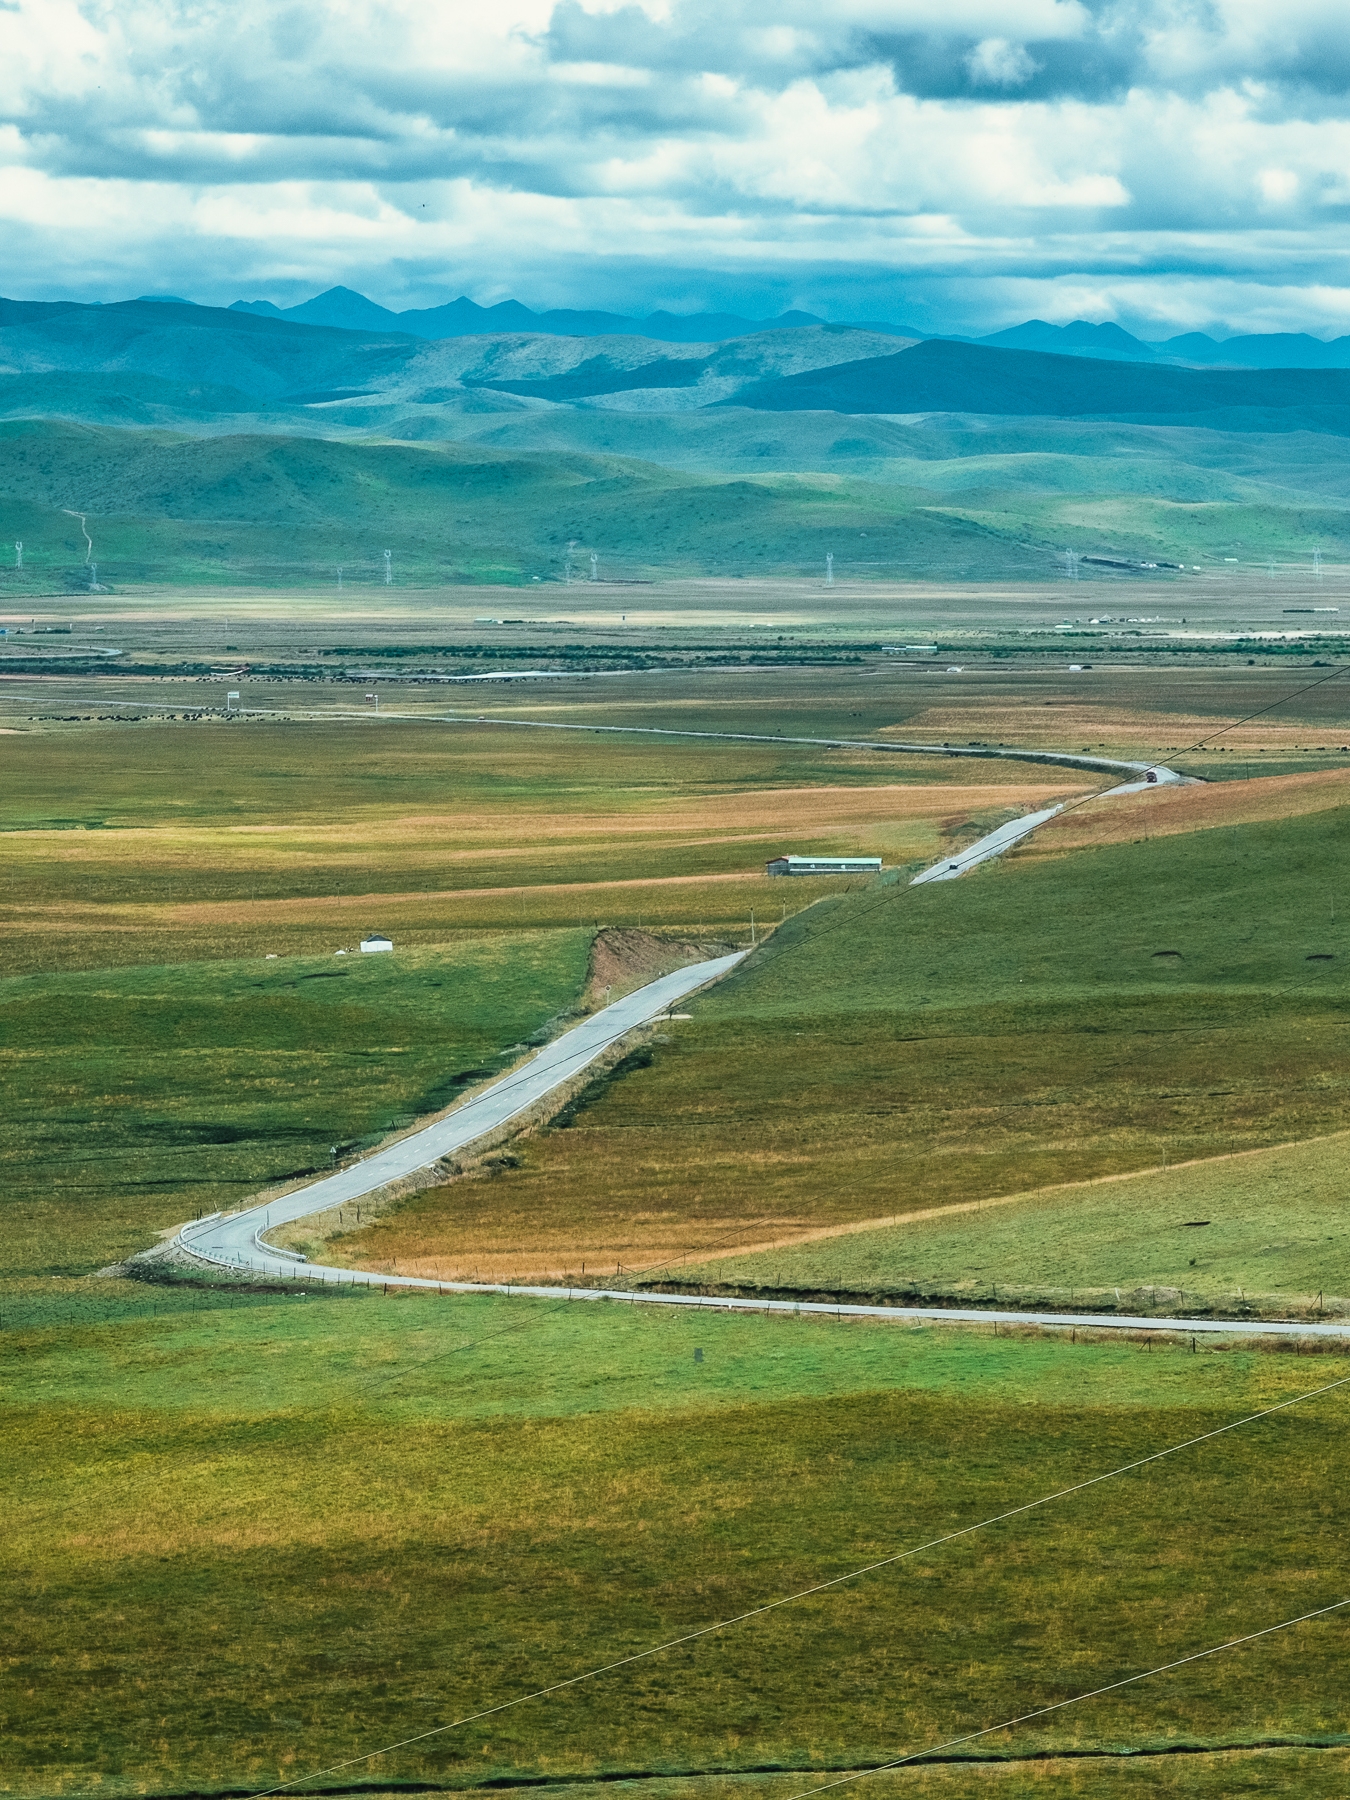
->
[654, 1128, 1350, 1275]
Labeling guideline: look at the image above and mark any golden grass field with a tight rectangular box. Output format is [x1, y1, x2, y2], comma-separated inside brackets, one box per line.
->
[1017, 765, 1350, 859]
[1, 720, 1085, 973]
[324, 791, 1350, 1288]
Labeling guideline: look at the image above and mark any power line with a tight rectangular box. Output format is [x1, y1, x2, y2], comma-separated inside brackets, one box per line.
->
[233, 1369, 1350, 1798]
[780, 1595, 1350, 1800]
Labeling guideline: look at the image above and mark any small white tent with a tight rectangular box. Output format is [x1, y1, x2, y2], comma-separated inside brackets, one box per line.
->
[360, 934, 393, 954]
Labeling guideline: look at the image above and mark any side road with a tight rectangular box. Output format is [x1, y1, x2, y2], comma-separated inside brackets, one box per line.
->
[174, 953, 744, 1279]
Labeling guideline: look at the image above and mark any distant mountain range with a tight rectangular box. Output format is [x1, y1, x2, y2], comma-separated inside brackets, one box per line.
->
[5, 292, 1350, 591]
[724, 338, 1350, 433]
[5, 285, 1348, 370]
[228, 287, 1350, 368]
[228, 286, 920, 344]
[2, 294, 1349, 439]
[980, 318, 1350, 370]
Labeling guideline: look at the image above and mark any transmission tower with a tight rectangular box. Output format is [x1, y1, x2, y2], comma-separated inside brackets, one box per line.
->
[14, 541, 21, 568]
[590, 551, 598, 582]
[826, 552, 834, 586]
[1064, 549, 1080, 580]
[337, 566, 343, 590]
[1313, 549, 1323, 580]
[383, 550, 392, 585]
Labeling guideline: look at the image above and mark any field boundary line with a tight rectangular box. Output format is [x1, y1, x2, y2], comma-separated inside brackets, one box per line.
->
[644, 1126, 1350, 1274]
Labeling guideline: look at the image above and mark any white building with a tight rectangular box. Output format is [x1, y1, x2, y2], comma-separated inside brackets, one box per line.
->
[765, 855, 882, 877]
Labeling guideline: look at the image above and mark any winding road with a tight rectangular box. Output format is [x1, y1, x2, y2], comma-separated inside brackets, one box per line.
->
[910, 763, 1185, 882]
[167, 749, 1296, 1339]
[176, 953, 743, 1278]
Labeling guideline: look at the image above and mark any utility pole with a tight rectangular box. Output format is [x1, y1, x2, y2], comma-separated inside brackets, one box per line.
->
[826, 552, 834, 586]
[383, 550, 392, 585]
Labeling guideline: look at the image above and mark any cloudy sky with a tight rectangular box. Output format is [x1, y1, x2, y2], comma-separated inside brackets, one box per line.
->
[3, 0, 1350, 335]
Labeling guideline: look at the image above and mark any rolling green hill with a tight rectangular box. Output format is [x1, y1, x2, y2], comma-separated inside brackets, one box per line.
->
[0, 419, 1069, 586]
[3, 416, 1349, 588]
[3, 295, 1349, 586]
[731, 338, 1350, 432]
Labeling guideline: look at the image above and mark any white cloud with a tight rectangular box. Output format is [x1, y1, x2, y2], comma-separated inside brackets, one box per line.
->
[965, 38, 1040, 87]
[0, 0, 1349, 335]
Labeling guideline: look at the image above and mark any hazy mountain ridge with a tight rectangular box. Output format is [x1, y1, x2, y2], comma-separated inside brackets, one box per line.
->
[726, 339, 1350, 435]
[228, 286, 1350, 369]
[0, 302, 917, 431]
[228, 285, 920, 344]
[982, 318, 1350, 369]
[2, 291, 1348, 593]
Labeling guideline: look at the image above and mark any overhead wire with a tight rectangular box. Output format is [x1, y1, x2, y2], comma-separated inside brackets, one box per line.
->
[13, 650, 1350, 1796]
[778, 1595, 1350, 1800]
[228, 1368, 1350, 1797]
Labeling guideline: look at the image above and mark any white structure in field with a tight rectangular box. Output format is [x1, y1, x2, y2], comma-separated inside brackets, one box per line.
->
[765, 855, 882, 876]
[360, 934, 394, 953]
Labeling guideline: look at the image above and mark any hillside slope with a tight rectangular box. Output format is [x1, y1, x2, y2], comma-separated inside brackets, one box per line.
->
[0, 418, 1059, 586]
[730, 338, 1350, 432]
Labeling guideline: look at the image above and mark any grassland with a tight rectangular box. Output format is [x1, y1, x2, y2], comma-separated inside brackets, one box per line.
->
[5, 1286, 1349, 1798]
[6, 403, 1350, 590]
[0, 933, 592, 1277]
[0, 718, 1083, 976]
[0, 421, 1066, 590]
[332, 801, 1350, 1285]
[6, 641, 1350, 1800]
[686, 1131, 1350, 1317]
[1, 713, 1082, 1276]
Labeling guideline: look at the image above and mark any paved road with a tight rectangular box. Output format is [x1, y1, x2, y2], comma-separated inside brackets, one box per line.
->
[169, 741, 1208, 1326]
[176, 953, 744, 1279]
[910, 765, 1185, 883]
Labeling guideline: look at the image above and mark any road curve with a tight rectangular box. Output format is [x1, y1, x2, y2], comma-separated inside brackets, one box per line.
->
[171, 924, 1331, 1339]
[910, 764, 1186, 883]
[176, 953, 744, 1279]
[171, 755, 1208, 1324]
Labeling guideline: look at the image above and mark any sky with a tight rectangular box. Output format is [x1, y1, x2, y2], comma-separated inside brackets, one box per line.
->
[3, 0, 1350, 337]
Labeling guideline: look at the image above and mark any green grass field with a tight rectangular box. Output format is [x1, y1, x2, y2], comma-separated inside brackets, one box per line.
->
[0, 421, 1064, 589]
[6, 1287, 1348, 1799]
[5, 407, 1350, 589]
[689, 1132, 1350, 1317]
[339, 801, 1350, 1283]
[6, 648, 1350, 1800]
[0, 933, 589, 1276]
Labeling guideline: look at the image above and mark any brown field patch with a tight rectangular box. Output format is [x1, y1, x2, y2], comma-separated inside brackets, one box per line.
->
[0, 777, 1080, 861]
[885, 701, 1350, 759]
[1015, 766, 1350, 860]
[1, 775, 1085, 972]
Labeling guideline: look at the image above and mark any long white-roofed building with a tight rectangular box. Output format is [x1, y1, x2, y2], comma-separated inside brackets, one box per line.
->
[765, 855, 882, 876]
